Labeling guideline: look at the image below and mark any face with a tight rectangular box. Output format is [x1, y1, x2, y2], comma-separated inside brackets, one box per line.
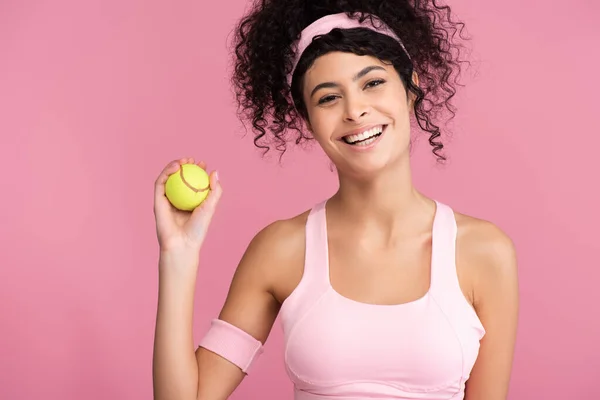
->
[302, 52, 414, 177]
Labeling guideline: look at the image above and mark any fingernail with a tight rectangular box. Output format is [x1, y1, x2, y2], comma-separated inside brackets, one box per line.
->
[215, 171, 220, 181]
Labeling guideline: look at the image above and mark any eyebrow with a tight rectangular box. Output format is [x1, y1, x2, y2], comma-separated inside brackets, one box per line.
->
[310, 65, 386, 98]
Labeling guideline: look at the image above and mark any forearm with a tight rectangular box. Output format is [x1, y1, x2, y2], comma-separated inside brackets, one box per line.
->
[153, 250, 200, 400]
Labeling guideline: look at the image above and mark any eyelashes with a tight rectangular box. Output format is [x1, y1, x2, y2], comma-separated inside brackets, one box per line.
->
[365, 79, 385, 88]
[318, 95, 338, 104]
[317, 79, 387, 105]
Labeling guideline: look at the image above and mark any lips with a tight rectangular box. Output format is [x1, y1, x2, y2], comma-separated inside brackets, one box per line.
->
[341, 124, 387, 145]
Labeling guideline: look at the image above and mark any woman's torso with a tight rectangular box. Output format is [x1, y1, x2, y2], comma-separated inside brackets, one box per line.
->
[269, 198, 485, 400]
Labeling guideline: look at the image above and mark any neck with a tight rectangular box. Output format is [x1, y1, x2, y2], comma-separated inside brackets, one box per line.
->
[330, 157, 431, 232]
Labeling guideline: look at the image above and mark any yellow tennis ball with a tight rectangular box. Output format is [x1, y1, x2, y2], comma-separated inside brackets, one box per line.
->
[165, 163, 211, 211]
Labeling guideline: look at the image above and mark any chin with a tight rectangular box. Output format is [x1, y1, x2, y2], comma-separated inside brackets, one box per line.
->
[341, 147, 408, 179]
[338, 155, 398, 180]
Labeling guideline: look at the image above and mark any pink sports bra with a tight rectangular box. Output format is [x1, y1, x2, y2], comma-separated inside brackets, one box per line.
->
[277, 200, 486, 400]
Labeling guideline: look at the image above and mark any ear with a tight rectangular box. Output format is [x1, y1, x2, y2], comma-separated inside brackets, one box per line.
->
[412, 70, 420, 87]
[408, 71, 420, 109]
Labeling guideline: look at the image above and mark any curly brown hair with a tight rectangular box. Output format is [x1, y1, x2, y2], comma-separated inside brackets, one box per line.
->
[230, 0, 470, 162]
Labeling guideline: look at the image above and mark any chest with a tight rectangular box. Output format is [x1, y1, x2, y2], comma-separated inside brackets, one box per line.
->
[327, 232, 432, 306]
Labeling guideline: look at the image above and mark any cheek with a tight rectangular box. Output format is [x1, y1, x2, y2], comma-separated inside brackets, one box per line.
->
[379, 87, 409, 113]
[306, 110, 335, 141]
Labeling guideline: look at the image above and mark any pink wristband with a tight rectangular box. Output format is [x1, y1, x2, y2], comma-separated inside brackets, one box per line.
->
[198, 319, 264, 374]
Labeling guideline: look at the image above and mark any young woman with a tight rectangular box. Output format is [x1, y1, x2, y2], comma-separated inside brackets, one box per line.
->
[152, 1, 519, 399]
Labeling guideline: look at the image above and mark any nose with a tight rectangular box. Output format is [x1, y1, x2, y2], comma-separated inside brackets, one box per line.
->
[343, 94, 369, 122]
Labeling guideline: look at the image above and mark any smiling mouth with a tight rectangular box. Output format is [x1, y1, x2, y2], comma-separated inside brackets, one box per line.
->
[342, 125, 387, 146]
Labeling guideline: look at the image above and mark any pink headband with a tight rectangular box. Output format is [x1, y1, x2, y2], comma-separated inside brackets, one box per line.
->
[288, 13, 410, 86]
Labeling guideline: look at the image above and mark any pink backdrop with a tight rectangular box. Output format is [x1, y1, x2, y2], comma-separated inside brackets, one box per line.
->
[1, 1, 599, 399]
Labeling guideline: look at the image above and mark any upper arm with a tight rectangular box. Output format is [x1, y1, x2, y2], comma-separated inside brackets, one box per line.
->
[195, 219, 300, 400]
[460, 219, 519, 400]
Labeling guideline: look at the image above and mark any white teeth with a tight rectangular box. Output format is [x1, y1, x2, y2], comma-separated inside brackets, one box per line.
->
[344, 126, 383, 144]
[353, 136, 379, 146]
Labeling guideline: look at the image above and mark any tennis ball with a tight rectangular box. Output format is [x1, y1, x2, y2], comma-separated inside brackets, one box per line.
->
[165, 163, 210, 211]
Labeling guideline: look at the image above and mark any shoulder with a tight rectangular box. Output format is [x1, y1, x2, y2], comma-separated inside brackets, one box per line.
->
[237, 207, 311, 293]
[454, 210, 518, 307]
[455, 211, 517, 265]
[247, 208, 310, 256]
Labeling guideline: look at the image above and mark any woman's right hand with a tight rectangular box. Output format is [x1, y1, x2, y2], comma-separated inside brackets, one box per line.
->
[153, 157, 223, 254]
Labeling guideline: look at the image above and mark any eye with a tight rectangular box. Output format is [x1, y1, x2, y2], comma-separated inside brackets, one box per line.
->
[365, 79, 386, 89]
[318, 95, 338, 105]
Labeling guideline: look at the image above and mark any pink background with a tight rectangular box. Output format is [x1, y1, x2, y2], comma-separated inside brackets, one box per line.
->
[1, 1, 599, 399]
